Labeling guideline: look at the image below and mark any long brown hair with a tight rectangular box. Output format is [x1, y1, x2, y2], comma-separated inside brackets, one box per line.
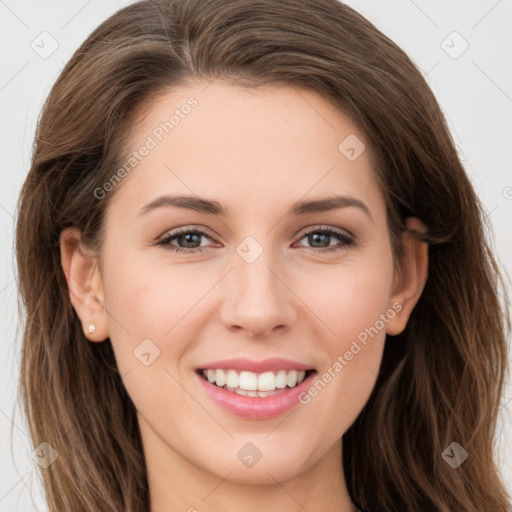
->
[15, 1, 511, 510]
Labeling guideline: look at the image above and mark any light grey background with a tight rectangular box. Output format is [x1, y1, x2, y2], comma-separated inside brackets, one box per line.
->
[1, 0, 511, 510]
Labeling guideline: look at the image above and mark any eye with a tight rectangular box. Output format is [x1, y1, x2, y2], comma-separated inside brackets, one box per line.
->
[155, 225, 355, 254]
[294, 226, 355, 253]
[155, 227, 216, 254]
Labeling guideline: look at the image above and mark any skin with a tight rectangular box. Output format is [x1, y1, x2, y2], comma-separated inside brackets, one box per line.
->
[60, 80, 428, 512]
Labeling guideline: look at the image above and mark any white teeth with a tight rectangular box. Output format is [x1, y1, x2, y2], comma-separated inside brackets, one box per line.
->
[215, 369, 226, 387]
[239, 371, 258, 391]
[226, 369, 239, 388]
[286, 370, 298, 387]
[257, 390, 281, 397]
[275, 369, 288, 388]
[201, 368, 311, 394]
[258, 371, 276, 391]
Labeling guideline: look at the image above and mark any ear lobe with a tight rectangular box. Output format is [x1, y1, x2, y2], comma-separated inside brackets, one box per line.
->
[386, 217, 429, 336]
[60, 227, 109, 342]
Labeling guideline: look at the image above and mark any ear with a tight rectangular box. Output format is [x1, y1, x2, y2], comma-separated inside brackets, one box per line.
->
[59, 227, 109, 342]
[386, 217, 429, 336]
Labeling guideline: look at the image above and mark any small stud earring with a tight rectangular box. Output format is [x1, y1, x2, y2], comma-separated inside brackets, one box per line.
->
[88, 324, 96, 334]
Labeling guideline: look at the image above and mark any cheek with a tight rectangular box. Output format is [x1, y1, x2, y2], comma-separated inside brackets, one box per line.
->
[100, 254, 202, 423]
[295, 249, 394, 428]
[102, 247, 200, 340]
[100, 250, 187, 372]
[302, 249, 394, 351]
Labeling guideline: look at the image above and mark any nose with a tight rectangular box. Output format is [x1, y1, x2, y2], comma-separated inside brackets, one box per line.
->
[219, 249, 298, 339]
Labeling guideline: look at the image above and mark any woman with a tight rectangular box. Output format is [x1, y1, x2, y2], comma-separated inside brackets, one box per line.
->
[15, 0, 511, 510]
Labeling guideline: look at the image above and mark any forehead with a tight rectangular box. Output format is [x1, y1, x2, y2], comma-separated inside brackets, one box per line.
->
[110, 80, 385, 223]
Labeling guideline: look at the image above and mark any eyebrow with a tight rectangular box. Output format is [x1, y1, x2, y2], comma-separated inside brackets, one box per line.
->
[138, 194, 374, 222]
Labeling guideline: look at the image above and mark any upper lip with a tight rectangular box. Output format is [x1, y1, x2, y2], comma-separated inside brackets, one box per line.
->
[197, 357, 315, 373]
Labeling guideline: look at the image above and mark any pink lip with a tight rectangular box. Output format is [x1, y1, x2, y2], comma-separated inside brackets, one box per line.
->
[197, 357, 314, 373]
[195, 369, 317, 420]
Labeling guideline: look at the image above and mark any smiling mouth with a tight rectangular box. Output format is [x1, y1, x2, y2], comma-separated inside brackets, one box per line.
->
[196, 368, 316, 397]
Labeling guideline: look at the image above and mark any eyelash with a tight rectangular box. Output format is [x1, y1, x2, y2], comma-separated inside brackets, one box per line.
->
[155, 226, 355, 254]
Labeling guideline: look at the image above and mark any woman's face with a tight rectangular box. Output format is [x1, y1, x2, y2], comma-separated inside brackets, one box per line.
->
[67, 80, 425, 487]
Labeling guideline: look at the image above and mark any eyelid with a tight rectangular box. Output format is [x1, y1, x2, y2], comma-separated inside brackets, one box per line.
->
[156, 225, 218, 243]
[297, 223, 354, 240]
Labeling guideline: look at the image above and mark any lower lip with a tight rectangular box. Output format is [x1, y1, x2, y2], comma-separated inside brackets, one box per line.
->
[195, 370, 317, 420]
